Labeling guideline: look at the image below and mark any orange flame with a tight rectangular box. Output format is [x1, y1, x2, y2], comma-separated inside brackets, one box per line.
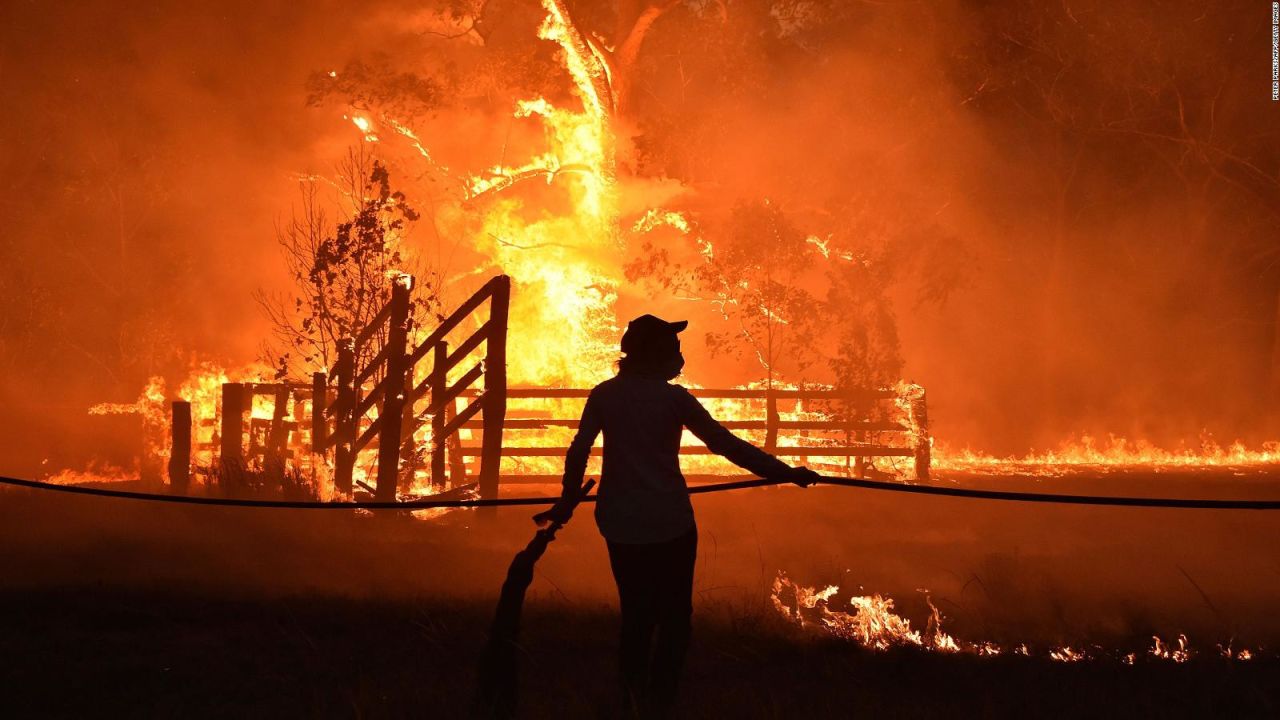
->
[772, 573, 1254, 664]
[933, 436, 1280, 477]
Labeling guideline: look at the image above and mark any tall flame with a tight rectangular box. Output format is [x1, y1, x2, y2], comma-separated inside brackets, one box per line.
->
[58, 0, 1280, 506]
[463, 0, 621, 386]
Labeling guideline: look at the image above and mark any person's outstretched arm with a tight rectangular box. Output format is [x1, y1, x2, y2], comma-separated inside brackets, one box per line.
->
[535, 390, 603, 525]
[678, 389, 817, 486]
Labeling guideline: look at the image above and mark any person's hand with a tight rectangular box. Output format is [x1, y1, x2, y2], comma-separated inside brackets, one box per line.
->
[533, 500, 574, 527]
[787, 466, 821, 488]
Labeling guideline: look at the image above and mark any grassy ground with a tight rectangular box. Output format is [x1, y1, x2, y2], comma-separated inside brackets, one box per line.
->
[1, 586, 1278, 719]
[3, 471, 1280, 718]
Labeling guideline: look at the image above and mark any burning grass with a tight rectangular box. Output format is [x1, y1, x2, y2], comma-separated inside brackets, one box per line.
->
[2, 587, 1277, 718]
[4, 468, 1280, 716]
[932, 435, 1280, 477]
[770, 573, 1263, 665]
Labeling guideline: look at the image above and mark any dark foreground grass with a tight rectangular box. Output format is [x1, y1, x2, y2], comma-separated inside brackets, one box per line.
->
[1, 587, 1277, 719]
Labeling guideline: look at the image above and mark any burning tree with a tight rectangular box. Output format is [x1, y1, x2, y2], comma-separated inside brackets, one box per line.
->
[625, 199, 905, 391]
[696, 202, 823, 386]
[294, 0, 957, 394]
[69, 0, 960, 495]
[258, 147, 443, 380]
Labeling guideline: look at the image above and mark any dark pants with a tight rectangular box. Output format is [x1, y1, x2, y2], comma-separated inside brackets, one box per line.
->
[606, 526, 697, 717]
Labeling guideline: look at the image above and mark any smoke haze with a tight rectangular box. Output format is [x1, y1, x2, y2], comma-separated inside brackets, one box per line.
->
[1, 0, 1277, 474]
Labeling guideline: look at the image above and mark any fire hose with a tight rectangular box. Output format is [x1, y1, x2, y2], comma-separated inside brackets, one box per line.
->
[475, 478, 597, 718]
[3, 473, 1280, 510]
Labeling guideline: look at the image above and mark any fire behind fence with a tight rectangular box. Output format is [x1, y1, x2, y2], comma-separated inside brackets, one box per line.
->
[166, 274, 931, 502]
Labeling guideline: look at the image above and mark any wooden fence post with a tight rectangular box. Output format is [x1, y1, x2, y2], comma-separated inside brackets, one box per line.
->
[431, 341, 448, 489]
[399, 318, 419, 484]
[264, 385, 289, 490]
[764, 388, 778, 454]
[445, 396, 467, 486]
[854, 400, 867, 479]
[311, 372, 326, 453]
[374, 277, 413, 502]
[219, 383, 246, 494]
[479, 276, 510, 505]
[335, 341, 356, 495]
[855, 429, 867, 478]
[169, 400, 191, 495]
[912, 390, 931, 482]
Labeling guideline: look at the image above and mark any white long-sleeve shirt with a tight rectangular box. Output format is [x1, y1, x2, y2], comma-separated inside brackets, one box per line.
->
[563, 371, 792, 544]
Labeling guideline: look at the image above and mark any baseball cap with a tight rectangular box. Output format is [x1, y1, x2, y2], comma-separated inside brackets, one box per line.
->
[620, 314, 688, 355]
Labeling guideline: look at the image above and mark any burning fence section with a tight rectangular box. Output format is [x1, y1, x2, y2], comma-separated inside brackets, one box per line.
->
[488, 383, 931, 484]
[82, 364, 338, 492]
[162, 275, 512, 503]
[70, 361, 935, 498]
[71, 266, 929, 499]
[65, 337, 1280, 497]
[770, 573, 1259, 664]
[72, 352, 1280, 497]
[81, 366, 244, 486]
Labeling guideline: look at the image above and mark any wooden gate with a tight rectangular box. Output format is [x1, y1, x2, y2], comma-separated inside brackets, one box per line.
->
[176, 275, 511, 502]
[309, 274, 511, 501]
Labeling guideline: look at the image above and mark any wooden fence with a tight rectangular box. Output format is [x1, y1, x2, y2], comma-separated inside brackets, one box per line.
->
[169, 274, 930, 501]
[308, 274, 510, 501]
[170, 381, 321, 495]
[447, 386, 930, 484]
[169, 275, 509, 501]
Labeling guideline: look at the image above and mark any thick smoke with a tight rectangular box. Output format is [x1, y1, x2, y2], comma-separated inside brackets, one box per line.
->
[1, 0, 1277, 470]
[1, 1, 385, 474]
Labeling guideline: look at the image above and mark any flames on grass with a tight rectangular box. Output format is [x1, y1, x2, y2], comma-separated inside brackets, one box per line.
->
[770, 573, 1259, 664]
[933, 436, 1280, 477]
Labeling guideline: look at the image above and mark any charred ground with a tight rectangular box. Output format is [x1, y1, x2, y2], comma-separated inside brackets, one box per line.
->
[5, 588, 1279, 719]
[3, 470, 1279, 716]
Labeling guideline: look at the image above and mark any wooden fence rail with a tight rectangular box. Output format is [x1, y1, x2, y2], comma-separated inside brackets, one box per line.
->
[171, 275, 930, 502]
[448, 386, 930, 484]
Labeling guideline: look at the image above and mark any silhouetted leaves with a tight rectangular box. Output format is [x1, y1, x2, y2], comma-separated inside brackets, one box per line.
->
[626, 200, 904, 390]
[260, 150, 442, 380]
[307, 56, 445, 124]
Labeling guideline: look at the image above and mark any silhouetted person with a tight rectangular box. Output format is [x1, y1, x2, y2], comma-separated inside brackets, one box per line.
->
[535, 314, 819, 718]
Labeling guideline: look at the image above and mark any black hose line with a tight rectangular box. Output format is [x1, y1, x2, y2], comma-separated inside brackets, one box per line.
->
[3, 473, 1279, 510]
